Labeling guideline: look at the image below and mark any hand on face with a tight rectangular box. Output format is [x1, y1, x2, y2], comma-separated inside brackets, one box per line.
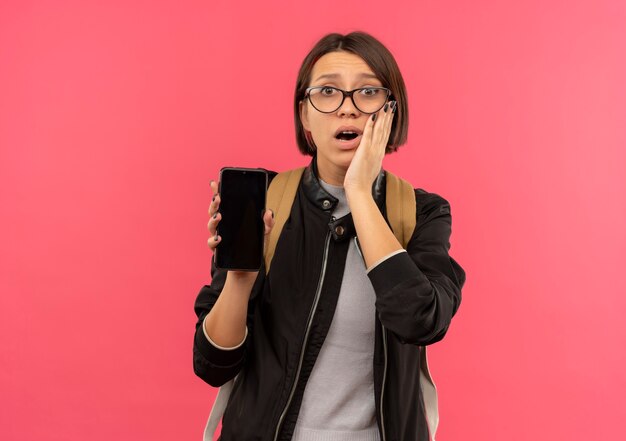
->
[343, 100, 397, 193]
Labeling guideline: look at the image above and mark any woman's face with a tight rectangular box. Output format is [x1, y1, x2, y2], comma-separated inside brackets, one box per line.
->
[299, 50, 386, 179]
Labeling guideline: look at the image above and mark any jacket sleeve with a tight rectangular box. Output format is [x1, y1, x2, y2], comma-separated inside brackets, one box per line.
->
[192, 254, 266, 387]
[367, 190, 466, 346]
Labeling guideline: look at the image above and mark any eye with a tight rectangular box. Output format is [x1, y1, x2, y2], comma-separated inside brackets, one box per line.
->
[320, 87, 337, 96]
[359, 88, 380, 96]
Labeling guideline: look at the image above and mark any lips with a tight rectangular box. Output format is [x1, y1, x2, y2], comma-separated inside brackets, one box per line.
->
[333, 133, 362, 150]
[334, 125, 363, 138]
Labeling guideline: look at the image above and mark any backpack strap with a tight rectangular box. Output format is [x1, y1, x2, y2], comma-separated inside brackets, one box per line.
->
[264, 166, 306, 273]
[420, 346, 440, 440]
[203, 375, 236, 441]
[385, 170, 416, 248]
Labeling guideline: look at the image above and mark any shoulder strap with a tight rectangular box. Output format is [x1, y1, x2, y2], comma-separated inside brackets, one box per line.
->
[420, 346, 440, 440]
[385, 170, 416, 248]
[263, 166, 306, 273]
[203, 375, 236, 440]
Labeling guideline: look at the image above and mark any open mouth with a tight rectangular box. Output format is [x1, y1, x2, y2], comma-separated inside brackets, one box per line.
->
[335, 132, 359, 141]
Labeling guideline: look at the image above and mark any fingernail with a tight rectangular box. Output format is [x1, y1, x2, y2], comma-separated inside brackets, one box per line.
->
[392, 102, 397, 113]
[213, 212, 217, 219]
[214, 235, 218, 241]
[212, 195, 215, 201]
[270, 209, 274, 218]
[383, 103, 389, 112]
[372, 113, 377, 121]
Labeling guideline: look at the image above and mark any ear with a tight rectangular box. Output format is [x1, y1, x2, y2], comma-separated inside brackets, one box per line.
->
[299, 100, 310, 131]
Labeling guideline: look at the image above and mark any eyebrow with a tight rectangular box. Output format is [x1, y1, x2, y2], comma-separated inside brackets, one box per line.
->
[313, 72, 380, 82]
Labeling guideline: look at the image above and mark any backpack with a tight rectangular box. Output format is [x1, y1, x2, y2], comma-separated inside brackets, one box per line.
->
[203, 167, 440, 441]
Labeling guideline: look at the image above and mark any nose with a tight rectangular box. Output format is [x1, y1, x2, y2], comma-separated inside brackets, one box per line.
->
[337, 92, 360, 117]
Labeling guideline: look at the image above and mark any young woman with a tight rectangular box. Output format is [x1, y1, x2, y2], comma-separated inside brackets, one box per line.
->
[193, 31, 466, 441]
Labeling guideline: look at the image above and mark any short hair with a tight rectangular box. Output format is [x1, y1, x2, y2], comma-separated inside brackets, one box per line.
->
[294, 31, 409, 156]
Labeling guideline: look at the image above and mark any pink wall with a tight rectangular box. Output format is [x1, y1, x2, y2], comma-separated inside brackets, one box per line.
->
[1, 1, 625, 440]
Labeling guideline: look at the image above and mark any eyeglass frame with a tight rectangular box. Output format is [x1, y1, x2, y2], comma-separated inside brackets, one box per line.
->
[304, 86, 393, 114]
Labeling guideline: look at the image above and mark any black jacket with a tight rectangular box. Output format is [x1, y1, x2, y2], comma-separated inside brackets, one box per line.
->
[193, 156, 466, 441]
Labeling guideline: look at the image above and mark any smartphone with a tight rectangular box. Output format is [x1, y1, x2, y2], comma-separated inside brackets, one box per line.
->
[215, 167, 268, 271]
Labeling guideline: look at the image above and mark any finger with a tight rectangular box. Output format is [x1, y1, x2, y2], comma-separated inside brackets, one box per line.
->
[208, 192, 221, 217]
[387, 100, 396, 123]
[374, 100, 393, 148]
[206, 179, 221, 251]
[370, 107, 387, 151]
[361, 110, 376, 149]
[210, 179, 219, 195]
[381, 100, 395, 148]
[263, 209, 275, 235]
[207, 232, 221, 250]
[262, 209, 275, 253]
[208, 179, 220, 214]
[207, 211, 221, 236]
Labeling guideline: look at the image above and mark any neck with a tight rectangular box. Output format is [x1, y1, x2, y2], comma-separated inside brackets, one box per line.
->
[315, 155, 346, 186]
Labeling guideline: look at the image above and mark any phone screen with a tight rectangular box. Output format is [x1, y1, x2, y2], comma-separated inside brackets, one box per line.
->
[215, 167, 267, 271]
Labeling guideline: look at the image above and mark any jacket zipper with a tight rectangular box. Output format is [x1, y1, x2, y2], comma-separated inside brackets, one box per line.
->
[273, 231, 332, 441]
[353, 236, 387, 441]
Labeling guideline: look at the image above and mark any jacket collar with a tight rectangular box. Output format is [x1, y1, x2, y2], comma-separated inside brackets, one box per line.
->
[301, 154, 386, 215]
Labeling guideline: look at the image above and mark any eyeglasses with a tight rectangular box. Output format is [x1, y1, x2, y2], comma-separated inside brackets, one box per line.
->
[304, 86, 392, 114]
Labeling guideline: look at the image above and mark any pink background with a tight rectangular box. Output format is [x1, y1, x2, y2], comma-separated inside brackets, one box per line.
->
[1, 1, 625, 440]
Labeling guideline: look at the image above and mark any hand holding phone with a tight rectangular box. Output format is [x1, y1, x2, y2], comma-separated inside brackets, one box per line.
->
[207, 167, 273, 272]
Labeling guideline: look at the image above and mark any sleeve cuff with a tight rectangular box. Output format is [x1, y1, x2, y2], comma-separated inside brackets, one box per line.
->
[367, 250, 423, 293]
[194, 316, 248, 367]
[366, 249, 407, 274]
[203, 315, 248, 350]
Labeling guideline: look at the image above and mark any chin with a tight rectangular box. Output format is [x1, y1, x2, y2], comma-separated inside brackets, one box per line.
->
[316, 145, 357, 170]
[334, 150, 356, 166]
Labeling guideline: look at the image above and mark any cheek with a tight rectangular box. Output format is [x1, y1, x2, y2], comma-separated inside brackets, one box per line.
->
[307, 115, 330, 138]
[308, 125, 331, 148]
